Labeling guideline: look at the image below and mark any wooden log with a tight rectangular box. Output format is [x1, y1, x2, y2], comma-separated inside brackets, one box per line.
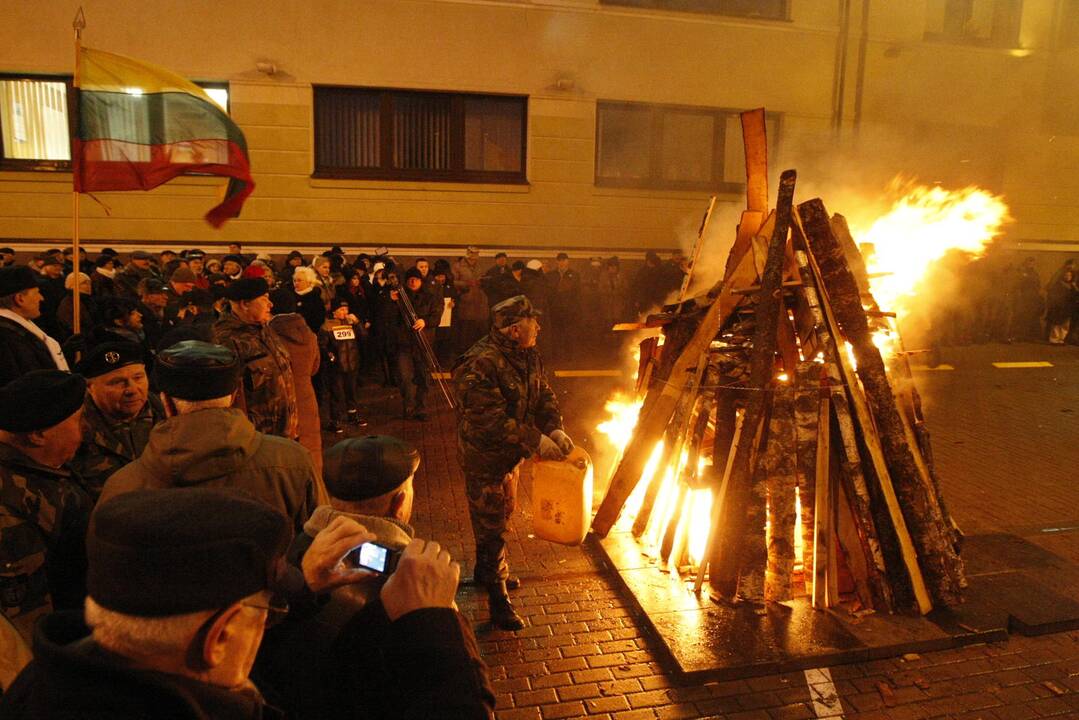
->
[835, 470, 874, 608]
[800, 198, 965, 608]
[696, 403, 745, 594]
[678, 196, 718, 303]
[742, 108, 769, 214]
[830, 213, 873, 299]
[793, 362, 820, 593]
[763, 386, 799, 602]
[812, 394, 835, 608]
[708, 169, 798, 601]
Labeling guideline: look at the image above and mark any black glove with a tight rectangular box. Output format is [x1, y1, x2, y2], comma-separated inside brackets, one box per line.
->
[61, 333, 87, 362]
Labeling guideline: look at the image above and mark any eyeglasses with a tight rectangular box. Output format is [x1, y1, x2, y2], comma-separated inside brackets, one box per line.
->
[241, 596, 290, 628]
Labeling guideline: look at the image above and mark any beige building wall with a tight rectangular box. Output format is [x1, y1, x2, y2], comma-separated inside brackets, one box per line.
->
[0, 0, 1076, 255]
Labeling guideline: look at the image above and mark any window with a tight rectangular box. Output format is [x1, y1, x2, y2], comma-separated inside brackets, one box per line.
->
[0, 75, 229, 171]
[599, 0, 788, 21]
[595, 101, 780, 192]
[924, 0, 1023, 47]
[313, 87, 527, 184]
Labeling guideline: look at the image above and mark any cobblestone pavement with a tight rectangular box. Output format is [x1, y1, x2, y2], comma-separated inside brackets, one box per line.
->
[343, 341, 1079, 719]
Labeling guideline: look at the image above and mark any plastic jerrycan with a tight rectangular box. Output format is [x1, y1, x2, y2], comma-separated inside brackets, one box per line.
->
[532, 446, 593, 546]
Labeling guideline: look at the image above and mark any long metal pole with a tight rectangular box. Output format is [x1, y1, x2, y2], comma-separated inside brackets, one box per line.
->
[71, 8, 85, 337]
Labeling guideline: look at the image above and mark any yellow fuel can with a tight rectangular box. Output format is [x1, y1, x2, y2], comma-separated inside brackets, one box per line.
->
[531, 447, 593, 546]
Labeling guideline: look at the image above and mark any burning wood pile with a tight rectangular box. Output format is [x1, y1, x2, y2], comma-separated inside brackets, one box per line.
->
[590, 109, 970, 615]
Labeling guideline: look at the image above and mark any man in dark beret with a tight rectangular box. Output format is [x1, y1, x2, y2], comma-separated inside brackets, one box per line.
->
[0, 266, 71, 386]
[70, 342, 164, 502]
[98, 341, 314, 537]
[453, 295, 571, 631]
[213, 277, 298, 440]
[0, 370, 93, 643]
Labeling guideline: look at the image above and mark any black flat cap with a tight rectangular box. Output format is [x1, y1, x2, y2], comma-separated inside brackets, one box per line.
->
[0, 370, 86, 432]
[222, 277, 269, 301]
[0, 247, 14, 255]
[154, 340, 241, 400]
[324, 435, 420, 502]
[77, 341, 146, 379]
[0, 266, 39, 296]
[89, 487, 291, 617]
[403, 267, 423, 282]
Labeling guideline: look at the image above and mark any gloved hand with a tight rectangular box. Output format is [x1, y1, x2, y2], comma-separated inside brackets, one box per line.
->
[61, 333, 87, 362]
[550, 429, 574, 455]
[537, 434, 566, 460]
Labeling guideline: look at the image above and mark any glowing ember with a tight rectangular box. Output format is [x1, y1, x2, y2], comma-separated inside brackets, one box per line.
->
[853, 180, 1010, 317]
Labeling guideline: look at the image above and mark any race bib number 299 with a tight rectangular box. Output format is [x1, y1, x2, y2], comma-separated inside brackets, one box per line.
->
[332, 326, 356, 340]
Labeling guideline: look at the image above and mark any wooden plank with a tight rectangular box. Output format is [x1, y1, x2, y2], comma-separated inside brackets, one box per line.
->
[763, 386, 799, 602]
[835, 472, 874, 608]
[695, 406, 745, 594]
[741, 108, 769, 213]
[812, 394, 834, 608]
[678, 196, 718, 303]
[793, 363, 820, 596]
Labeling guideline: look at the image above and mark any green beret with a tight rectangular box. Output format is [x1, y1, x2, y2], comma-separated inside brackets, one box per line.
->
[0, 370, 86, 432]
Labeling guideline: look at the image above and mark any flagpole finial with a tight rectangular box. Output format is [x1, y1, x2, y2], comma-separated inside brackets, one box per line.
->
[73, 7, 86, 37]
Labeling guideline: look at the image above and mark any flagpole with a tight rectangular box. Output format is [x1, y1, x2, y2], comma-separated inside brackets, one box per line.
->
[71, 7, 85, 338]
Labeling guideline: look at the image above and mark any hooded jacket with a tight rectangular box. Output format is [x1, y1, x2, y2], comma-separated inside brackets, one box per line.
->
[96, 408, 316, 537]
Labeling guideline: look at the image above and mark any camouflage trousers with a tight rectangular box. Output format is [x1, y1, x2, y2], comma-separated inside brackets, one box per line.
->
[464, 464, 519, 585]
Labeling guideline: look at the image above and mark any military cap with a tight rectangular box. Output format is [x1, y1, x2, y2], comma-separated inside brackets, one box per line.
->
[88, 487, 292, 617]
[555, 252, 570, 261]
[169, 266, 197, 284]
[324, 436, 420, 502]
[0, 370, 86, 432]
[222, 253, 246, 266]
[222, 276, 269, 301]
[492, 294, 542, 329]
[154, 340, 241, 400]
[0, 266, 39, 296]
[76, 341, 146, 379]
[130, 250, 154, 260]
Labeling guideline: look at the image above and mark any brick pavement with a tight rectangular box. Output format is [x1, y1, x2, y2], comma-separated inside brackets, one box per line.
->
[341, 341, 1079, 719]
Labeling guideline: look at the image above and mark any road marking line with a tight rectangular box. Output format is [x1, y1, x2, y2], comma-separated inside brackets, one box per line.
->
[992, 361, 1054, 368]
[804, 667, 845, 718]
[912, 364, 955, 371]
[553, 370, 624, 378]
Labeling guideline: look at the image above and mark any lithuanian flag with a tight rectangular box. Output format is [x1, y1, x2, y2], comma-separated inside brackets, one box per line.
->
[74, 47, 254, 228]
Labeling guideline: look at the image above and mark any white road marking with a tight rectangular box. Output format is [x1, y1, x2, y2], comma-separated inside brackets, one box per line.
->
[804, 667, 846, 718]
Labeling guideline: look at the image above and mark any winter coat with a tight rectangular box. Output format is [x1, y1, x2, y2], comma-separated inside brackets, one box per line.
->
[97, 407, 317, 537]
[0, 612, 284, 720]
[452, 258, 488, 321]
[0, 316, 59, 386]
[268, 313, 324, 491]
[452, 329, 563, 478]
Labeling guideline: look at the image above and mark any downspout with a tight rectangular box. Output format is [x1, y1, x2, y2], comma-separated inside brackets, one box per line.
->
[832, 0, 852, 135]
[852, 0, 871, 134]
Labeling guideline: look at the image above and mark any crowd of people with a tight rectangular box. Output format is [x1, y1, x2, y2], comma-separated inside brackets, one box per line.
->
[0, 241, 683, 716]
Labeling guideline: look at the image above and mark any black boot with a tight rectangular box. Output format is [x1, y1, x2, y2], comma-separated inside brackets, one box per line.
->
[487, 581, 525, 631]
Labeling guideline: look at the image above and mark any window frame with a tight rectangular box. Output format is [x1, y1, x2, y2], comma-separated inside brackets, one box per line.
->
[0, 74, 231, 173]
[594, 100, 779, 193]
[0, 72, 77, 172]
[922, 0, 1023, 48]
[598, 0, 790, 22]
[312, 85, 529, 185]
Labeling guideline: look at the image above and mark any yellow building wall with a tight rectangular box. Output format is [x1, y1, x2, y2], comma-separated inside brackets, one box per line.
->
[0, 0, 1075, 253]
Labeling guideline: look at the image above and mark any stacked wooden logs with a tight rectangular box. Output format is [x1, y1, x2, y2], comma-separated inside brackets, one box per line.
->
[590, 110, 965, 615]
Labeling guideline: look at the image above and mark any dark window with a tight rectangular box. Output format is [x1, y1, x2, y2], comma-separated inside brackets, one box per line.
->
[0, 75, 229, 172]
[924, 0, 1023, 46]
[314, 87, 527, 184]
[595, 101, 780, 192]
[599, 0, 788, 20]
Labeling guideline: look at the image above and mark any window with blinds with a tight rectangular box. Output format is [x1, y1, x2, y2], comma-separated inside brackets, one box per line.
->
[314, 87, 527, 184]
[0, 76, 73, 170]
[595, 101, 780, 192]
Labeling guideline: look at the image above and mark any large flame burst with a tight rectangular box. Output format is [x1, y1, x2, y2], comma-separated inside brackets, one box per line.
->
[854, 181, 1011, 316]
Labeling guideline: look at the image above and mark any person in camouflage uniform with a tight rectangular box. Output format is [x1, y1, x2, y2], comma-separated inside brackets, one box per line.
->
[0, 371, 92, 643]
[213, 277, 299, 440]
[69, 341, 165, 502]
[453, 295, 574, 630]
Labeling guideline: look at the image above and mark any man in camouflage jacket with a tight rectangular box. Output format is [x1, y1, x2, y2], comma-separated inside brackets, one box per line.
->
[453, 295, 574, 630]
[69, 341, 165, 502]
[0, 371, 92, 643]
[213, 277, 299, 440]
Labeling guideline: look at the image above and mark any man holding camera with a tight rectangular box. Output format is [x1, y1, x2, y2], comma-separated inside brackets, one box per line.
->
[1, 486, 487, 719]
[453, 295, 574, 631]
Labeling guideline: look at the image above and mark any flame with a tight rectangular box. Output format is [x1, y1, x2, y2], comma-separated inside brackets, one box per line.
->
[854, 181, 1010, 317]
[596, 394, 644, 450]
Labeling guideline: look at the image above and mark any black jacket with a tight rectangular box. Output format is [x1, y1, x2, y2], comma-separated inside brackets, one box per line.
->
[0, 611, 283, 719]
[0, 317, 58, 386]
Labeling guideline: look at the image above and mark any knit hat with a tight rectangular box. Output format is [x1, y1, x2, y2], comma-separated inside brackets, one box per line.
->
[0, 370, 86, 432]
[88, 487, 292, 617]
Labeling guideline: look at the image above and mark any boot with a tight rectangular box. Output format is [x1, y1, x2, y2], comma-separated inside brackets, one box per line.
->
[487, 581, 525, 631]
